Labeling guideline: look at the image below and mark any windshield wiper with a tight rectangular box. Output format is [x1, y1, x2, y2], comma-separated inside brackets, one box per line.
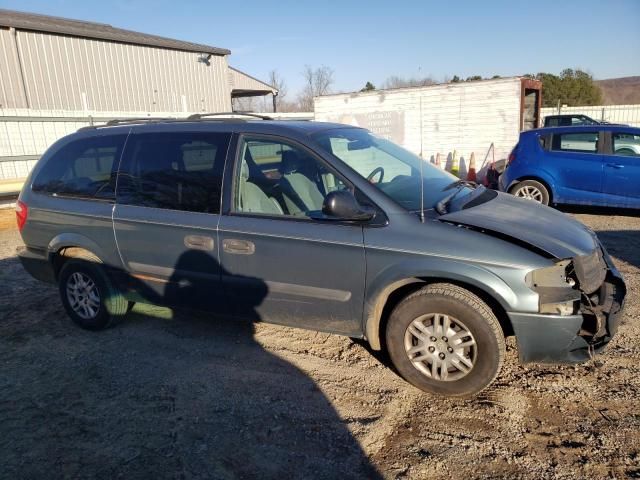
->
[436, 181, 478, 215]
[442, 179, 478, 191]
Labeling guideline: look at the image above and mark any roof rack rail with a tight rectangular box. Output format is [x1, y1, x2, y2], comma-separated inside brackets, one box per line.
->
[77, 116, 177, 132]
[187, 112, 273, 121]
[105, 117, 176, 126]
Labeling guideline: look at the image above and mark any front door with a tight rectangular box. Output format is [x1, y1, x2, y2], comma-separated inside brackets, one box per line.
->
[113, 129, 231, 310]
[218, 134, 366, 336]
[602, 131, 640, 207]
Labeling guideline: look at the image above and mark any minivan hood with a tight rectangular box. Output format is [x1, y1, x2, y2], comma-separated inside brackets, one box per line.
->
[440, 192, 597, 259]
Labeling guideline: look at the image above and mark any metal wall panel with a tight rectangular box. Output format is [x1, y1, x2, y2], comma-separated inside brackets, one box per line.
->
[229, 67, 275, 93]
[314, 77, 524, 165]
[0, 28, 27, 108]
[6, 29, 231, 112]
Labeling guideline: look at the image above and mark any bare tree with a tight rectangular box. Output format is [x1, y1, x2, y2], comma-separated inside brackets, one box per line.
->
[298, 65, 334, 111]
[382, 75, 436, 89]
[268, 70, 288, 101]
[268, 70, 301, 112]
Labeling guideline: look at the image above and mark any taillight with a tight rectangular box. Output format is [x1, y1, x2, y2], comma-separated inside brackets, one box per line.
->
[16, 200, 28, 231]
[507, 150, 516, 166]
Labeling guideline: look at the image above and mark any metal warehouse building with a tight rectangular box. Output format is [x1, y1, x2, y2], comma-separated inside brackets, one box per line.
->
[0, 9, 276, 112]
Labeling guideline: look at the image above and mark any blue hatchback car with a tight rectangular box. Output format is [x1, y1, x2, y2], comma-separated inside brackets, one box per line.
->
[499, 125, 640, 208]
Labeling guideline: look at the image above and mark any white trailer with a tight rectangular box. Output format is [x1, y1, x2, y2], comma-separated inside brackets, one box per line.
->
[314, 77, 541, 178]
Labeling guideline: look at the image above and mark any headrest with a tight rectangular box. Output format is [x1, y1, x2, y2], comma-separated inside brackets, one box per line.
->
[240, 160, 250, 181]
[280, 150, 301, 174]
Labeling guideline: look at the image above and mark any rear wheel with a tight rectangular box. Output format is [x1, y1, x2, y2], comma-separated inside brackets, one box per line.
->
[510, 180, 550, 205]
[58, 257, 128, 330]
[386, 283, 505, 397]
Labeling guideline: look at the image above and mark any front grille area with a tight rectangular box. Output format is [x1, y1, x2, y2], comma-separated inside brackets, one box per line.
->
[579, 272, 626, 343]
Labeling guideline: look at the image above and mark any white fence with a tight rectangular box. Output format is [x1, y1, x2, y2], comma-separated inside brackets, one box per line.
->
[540, 104, 640, 127]
[0, 109, 312, 185]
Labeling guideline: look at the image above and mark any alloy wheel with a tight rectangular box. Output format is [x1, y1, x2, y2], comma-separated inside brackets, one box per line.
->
[404, 313, 477, 381]
[66, 272, 101, 320]
[514, 185, 543, 203]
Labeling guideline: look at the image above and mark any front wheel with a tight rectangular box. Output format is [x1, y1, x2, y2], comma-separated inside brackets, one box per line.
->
[510, 180, 550, 205]
[386, 283, 505, 397]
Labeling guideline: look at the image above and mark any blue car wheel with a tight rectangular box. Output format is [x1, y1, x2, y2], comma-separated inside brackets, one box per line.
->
[510, 180, 550, 205]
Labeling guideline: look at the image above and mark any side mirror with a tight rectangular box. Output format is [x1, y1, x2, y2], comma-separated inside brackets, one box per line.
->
[322, 190, 376, 221]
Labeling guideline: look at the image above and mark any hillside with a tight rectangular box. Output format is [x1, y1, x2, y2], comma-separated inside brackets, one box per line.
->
[596, 76, 640, 104]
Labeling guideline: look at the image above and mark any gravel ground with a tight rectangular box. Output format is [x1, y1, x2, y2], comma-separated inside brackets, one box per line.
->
[0, 207, 638, 479]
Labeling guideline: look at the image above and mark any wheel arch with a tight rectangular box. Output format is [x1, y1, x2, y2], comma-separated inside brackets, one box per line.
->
[364, 274, 515, 352]
[47, 233, 107, 279]
[509, 175, 555, 203]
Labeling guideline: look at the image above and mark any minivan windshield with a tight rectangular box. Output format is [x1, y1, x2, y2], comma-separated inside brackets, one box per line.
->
[313, 128, 471, 211]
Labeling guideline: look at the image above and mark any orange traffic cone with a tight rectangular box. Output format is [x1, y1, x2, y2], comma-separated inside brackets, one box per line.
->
[467, 152, 477, 182]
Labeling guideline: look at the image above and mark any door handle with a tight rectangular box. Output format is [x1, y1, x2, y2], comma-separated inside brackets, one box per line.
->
[606, 163, 625, 169]
[184, 235, 215, 251]
[223, 238, 255, 255]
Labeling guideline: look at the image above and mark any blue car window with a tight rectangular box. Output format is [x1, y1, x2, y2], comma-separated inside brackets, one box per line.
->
[551, 132, 599, 153]
[612, 133, 640, 157]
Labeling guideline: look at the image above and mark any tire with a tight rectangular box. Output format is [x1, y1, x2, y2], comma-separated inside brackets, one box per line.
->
[510, 180, 550, 205]
[386, 283, 505, 397]
[58, 257, 128, 330]
[615, 148, 635, 156]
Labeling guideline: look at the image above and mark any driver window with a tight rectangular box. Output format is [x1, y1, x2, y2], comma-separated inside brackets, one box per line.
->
[235, 137, 349, 218]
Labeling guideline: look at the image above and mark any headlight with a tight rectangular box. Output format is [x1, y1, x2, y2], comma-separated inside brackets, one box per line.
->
[525, 260, 581, 316]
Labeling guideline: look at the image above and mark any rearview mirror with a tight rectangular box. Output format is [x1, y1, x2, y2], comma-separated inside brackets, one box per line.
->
[321, 190, 376, 221]
[347, 139, 374, 151]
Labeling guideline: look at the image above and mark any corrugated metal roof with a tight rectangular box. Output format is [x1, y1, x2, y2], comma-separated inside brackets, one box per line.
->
[0, 8, 230, 55]
[229, 67, 277, 96]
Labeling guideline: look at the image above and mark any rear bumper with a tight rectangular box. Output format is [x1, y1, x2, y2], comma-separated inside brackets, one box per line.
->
[509, 254, 626, 364]
[498, 173, 507, 192]
[17, 246, 56, 284]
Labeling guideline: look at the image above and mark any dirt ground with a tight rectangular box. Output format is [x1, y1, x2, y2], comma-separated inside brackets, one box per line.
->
[0, 207, 638, 480]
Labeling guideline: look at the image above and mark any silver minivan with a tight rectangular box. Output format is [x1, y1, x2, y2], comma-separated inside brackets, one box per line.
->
[16, 116, 626, 397]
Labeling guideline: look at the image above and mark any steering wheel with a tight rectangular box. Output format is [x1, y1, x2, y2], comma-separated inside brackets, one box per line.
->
[367, 166, 384, 184]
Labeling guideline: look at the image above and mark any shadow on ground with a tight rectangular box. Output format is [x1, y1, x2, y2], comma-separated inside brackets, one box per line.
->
[557, 204, 640, 217]
[594, 230, 640, 269]
[0, 251, 382, 479]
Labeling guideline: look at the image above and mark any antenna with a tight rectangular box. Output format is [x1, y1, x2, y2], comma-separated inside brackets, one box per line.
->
[419, 153, 425, 223]
[419, 97, 425, 223]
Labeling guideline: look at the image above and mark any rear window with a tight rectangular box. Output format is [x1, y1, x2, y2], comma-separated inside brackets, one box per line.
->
[551, 132, 599, 153]
[32, 135, 126, 200]
[116, 132, 230, 214]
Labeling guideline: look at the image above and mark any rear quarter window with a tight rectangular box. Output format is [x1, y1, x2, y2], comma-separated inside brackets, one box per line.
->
[538, 135, 549, 149]
[32, 135, 126, 200]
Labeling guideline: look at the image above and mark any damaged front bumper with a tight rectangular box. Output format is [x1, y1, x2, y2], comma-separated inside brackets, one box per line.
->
[509, 246, 626, 364]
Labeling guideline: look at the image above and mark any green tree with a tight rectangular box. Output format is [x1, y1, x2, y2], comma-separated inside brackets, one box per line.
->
[465, 75, 482, 82]
[451, 75, 461, 83]
[360, 81, 376, 92]
[534, 69, 602, 107]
